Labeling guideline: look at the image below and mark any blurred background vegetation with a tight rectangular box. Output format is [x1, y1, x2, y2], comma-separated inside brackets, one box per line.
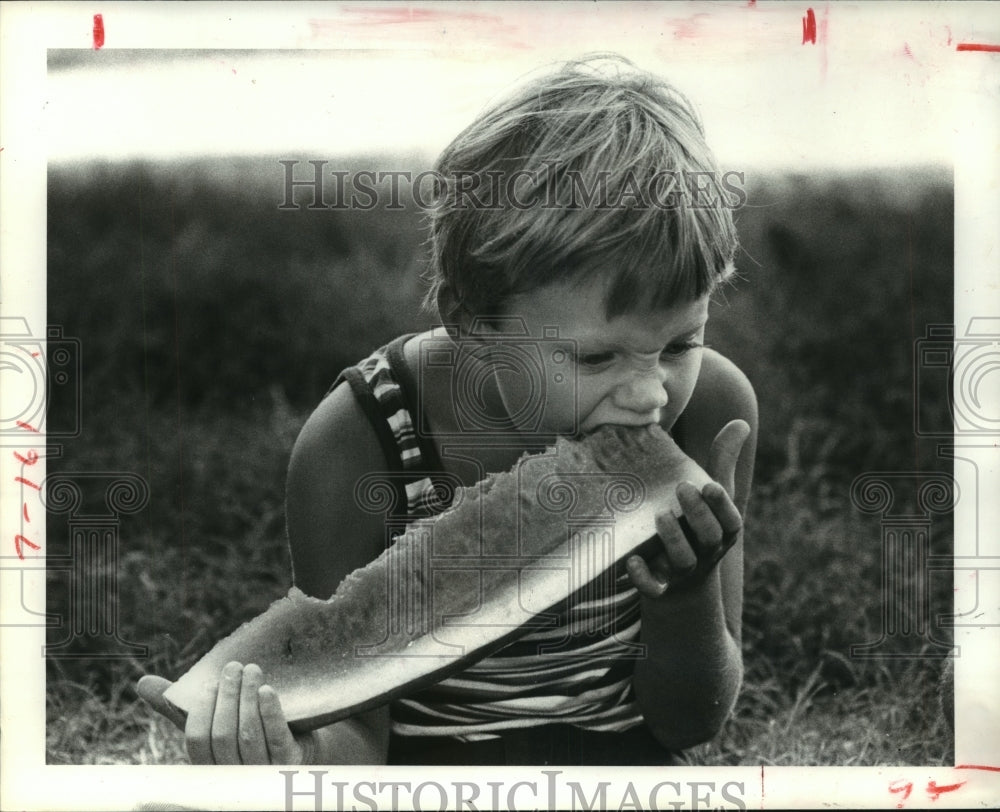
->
[45, 156, 954, 765]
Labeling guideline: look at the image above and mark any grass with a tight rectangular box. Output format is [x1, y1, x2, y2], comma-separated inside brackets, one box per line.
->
[44, 157, 954, 766]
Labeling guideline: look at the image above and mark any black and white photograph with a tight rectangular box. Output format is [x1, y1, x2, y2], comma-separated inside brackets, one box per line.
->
[2, 2, 998, 809]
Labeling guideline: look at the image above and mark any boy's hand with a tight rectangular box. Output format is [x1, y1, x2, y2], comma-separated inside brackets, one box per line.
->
[627, 419, 749, 598]
[137, 663, 312, 764]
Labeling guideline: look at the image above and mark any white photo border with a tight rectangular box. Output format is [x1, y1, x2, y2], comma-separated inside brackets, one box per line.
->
[2, 2, 998, 809]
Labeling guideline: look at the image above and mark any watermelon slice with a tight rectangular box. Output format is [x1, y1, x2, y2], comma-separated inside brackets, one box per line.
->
[162, 424, 713, 733]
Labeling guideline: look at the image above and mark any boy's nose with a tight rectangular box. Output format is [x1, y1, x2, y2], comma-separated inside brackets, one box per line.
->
[612, 369, 669, 415]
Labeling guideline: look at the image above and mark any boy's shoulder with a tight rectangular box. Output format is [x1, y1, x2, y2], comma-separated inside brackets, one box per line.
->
[694, 349, 756, 414]
[289, 374, 393, 490]
[293, 330, 414, 464]
[294, 377, 366, 447]
[677, 349, 758, 446]
[675, 349, 757, 511]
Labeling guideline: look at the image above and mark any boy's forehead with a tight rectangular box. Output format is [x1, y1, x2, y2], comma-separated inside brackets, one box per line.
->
[503, 281, 709, 341]
[577, 300, 709, 348]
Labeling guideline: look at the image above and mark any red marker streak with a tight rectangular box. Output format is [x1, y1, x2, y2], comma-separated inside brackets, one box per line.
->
[14, 450, 39, 466]
[955, 764, 1000, 771]
[956, 43, 1000, 52]
[93, 14, 104, 50]
[889, 779, 913, 807]
[340, 7, 500, 26]
[15, 477, 40, 491]
[16, 421, 40, 432]
[673, 14, 709, 40]
[925, 780, 965, 800]
[15, 535, 40, 560]
[309, 9, 529, 51]
[23, 504, 30, 522]
[802, 8, 817, 45]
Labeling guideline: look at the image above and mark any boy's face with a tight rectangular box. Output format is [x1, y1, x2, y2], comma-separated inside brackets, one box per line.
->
[485, 277, 710, 437]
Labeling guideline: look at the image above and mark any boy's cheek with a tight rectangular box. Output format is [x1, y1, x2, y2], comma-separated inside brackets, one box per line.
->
[493, 373, 580, 434]
[558, 382, 606, 434]
[543, 396, 588, 435]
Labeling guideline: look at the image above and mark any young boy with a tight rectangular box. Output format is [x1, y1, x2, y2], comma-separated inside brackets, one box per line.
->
[140, 54, 757, 766]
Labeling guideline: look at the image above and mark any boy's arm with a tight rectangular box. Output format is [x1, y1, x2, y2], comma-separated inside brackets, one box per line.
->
[281, 381, 395, 763]
[631, 350, 757, 750]
[285, 382, 396, 601]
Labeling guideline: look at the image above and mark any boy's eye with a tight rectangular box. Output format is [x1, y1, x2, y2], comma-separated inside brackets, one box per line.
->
[575, 351, 615, 369]
[660, 340, 703, 359]
[574, 342, 703, 368]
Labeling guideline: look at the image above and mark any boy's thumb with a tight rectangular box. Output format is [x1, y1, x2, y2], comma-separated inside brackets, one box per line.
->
[707, 419, 750, 495]
[137, 675, 186, 731]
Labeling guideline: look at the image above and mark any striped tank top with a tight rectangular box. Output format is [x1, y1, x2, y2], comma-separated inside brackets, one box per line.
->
[331, 334, 646, 742]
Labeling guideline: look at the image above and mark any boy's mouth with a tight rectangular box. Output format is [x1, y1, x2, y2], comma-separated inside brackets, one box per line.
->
[581, 418, 663, 436]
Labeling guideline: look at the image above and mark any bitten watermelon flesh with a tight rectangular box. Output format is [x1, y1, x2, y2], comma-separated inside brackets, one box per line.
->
[162, 424, 713, 733]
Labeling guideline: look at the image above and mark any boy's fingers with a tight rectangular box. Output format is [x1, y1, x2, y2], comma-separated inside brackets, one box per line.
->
[626, 555, 668, 599]
[237, 665, 270, 765]
[653, 512, 697, 574]
[137, 675, 187, 731]
[702, 481, 743, 543]
[677, 481, 724, 555]
[185, 681, 219, 764]
[706, 419, 750, 497]
[258, 685, 302, 764]
[210, 661, 244, 764]
[136, 674, 170, 704]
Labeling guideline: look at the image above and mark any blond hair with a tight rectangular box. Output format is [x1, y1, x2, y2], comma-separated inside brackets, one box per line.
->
[425, 54, 739, 320]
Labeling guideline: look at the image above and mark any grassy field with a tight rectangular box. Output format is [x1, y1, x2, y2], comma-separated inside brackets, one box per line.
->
[45, 157, 954, 766]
